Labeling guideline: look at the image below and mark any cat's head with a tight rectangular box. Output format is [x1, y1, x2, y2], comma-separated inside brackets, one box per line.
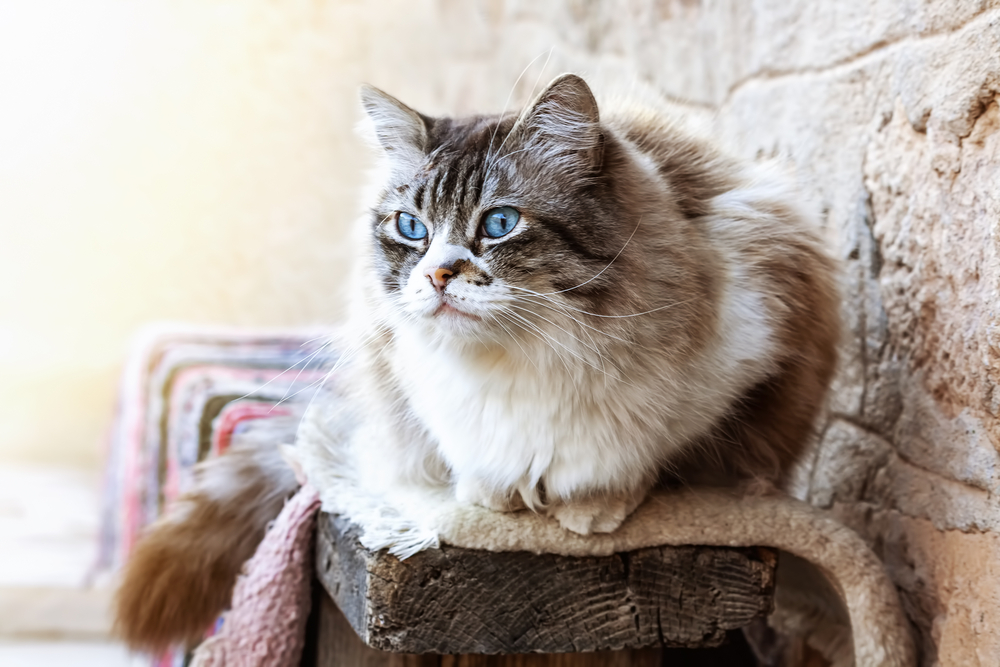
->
[356, 75, 680, 353]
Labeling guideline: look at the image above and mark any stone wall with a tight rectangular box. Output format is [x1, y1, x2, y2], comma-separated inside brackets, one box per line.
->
[392, 2, 1000, 663]
[707, 5, 1000, 664]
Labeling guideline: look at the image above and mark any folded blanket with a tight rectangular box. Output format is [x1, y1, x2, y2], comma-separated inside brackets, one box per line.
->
[101, 324, 333, 576]
[101, 325, 334, 667]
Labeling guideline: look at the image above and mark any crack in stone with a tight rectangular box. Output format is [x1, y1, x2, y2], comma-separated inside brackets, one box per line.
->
[720, 7, 1000, 108]
[822, 412, 996, 491]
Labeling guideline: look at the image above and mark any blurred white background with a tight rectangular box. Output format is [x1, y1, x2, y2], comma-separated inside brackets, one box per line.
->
[0, 0, 593, 660]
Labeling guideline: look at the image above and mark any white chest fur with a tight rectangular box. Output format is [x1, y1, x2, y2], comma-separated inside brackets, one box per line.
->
[388, 293, 775, 504]
[390, 334, 629, 500]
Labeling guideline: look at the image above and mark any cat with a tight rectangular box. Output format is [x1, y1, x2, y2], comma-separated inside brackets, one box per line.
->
[115, 74, 840, 652]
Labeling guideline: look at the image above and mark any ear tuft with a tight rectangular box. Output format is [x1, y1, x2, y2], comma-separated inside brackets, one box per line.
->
[359, 85, 429, 166]
[513, 74, 604, 173]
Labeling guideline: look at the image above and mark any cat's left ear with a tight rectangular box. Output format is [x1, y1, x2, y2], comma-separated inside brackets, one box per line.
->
[359, 85, 430, 168]
[510, 74, 604, 174]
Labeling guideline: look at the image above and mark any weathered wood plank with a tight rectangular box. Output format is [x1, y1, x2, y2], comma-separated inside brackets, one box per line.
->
[308, 591, 665, 667]
[314, 513, 775, 656]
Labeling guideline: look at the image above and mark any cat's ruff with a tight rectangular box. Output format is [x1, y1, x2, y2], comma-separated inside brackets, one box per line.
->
[294, 389, 913, 667]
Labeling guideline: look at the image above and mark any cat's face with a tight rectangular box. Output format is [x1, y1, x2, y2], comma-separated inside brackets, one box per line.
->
[361, 76, 628, 345]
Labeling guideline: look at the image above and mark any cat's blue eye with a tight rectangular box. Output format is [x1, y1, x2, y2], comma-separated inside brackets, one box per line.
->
[482, 206, 520, 238]
[396, 212, 427, 240]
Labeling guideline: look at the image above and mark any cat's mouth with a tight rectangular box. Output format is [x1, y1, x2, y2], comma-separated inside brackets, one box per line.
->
[433, 300, 480, 320]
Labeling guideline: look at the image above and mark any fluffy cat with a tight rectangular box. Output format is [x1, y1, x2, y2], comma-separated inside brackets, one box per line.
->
[116, 74, 839, 652]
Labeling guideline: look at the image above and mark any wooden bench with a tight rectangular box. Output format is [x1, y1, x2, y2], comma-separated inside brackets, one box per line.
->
[305, 513, 776, 666]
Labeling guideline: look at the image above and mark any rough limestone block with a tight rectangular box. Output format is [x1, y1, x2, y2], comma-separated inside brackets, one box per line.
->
[810, 418, 893, 508]
[314, 513, 775, 655]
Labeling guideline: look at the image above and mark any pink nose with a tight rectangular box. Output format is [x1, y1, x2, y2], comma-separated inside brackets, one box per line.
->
[426, 266, 454, 291]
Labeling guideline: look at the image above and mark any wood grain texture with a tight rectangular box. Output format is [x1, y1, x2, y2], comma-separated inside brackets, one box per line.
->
[309, 592, 665, 667]
[314, 513, 775, 656]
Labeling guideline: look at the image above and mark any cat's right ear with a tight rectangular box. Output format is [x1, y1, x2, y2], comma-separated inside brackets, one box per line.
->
[359, 85, 429, 168]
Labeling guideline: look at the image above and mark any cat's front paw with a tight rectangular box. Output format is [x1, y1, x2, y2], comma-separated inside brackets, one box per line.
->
[549, 493, 643, 535]
[454, 477, 526, 512]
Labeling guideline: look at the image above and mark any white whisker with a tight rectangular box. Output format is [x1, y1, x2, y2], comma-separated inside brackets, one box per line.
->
[273, 322, 392, 412]
[505, 301, 617, 380]
[497, 305, 615, 380]
[543, 217, 642, 296]
[506, 284, 693, 319]
[486, 48, 554, 180]
[493, 308, 574, 375]
[506, 294, 632, 345]
[277, 339, 337, 404]
[486, 311, 541, 372]
[486, 49, 551, 164]
[234, 337, 334, 403]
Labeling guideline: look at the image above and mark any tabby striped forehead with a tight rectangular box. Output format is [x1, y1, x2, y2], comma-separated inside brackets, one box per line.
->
[392, 114, 517, 234]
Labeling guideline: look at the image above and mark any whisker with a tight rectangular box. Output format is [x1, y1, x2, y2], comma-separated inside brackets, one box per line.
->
[273, 322, 392, 412]
[507, 284, 694, 319]
[505, 301, 617, 379]
[270, 373, 334, 410]
[375, 210, 395, 232]
[488, 145, 534, 168]
[494, 309, 575, 375]
[497, 306, 611, 378]
[506, 294, 632, 345]
[575, 300, 696, 319]
[235, 336, 335, 403]
[542, 217, 642, 296]
[278, 339, 337, 403]
[297, 332, 338, 348]
[486, 311, 540, 372]
[486, 49, 551, 164]
[504, 302, 601, 357]
[486, 48, 554, 180]
[497, 301, 638, 387]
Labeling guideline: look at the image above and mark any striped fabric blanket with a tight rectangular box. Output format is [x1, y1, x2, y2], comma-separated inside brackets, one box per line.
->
[98, 324, 335, 666]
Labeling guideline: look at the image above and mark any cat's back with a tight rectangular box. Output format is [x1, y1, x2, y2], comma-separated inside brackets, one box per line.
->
[594, 92, 840, 485]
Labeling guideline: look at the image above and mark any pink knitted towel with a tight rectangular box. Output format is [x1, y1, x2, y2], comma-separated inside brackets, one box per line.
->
[191, 484, 321, 667]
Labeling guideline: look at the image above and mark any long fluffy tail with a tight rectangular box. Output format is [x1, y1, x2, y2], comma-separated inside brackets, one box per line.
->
[114, 431, 298, 653]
